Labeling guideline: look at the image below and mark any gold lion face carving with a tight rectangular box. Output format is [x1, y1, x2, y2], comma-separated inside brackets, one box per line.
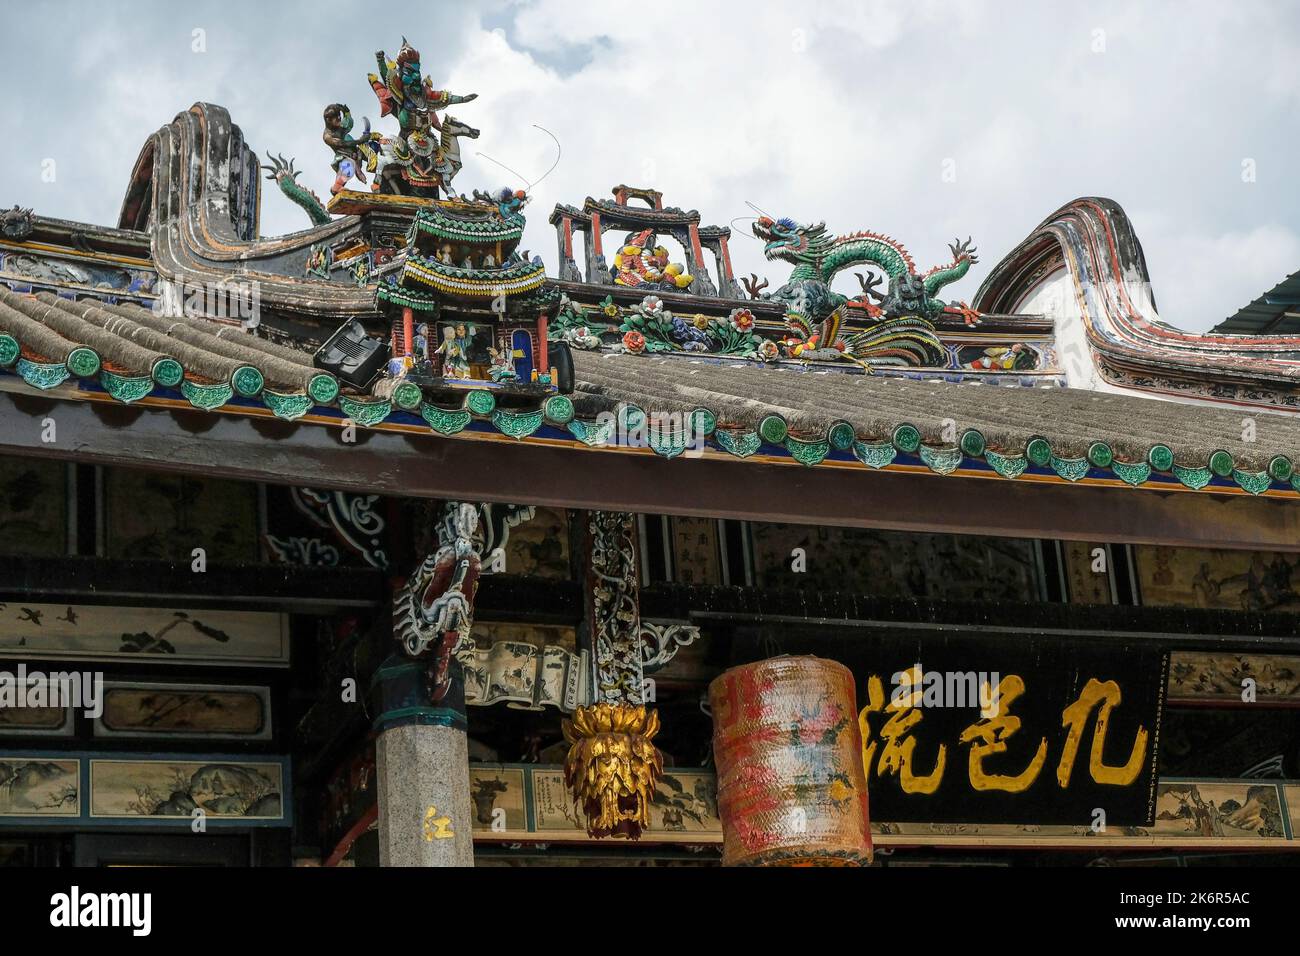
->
[562, 703, 663, 839]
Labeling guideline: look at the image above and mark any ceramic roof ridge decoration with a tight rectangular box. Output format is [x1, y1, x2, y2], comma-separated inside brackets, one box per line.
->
[3, 38, 1300, 504]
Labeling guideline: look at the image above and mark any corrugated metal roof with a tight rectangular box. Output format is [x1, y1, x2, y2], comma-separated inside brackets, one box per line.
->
[1213, 270, 1300, 335]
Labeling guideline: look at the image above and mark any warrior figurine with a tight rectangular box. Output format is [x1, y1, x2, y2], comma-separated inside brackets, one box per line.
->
[370, 37, 477, 136]
[366, 38, 480, 196]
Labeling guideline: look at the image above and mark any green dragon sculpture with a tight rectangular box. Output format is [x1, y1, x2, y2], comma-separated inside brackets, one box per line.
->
[750, 215, 982, 367]
[262, 154, 332, 226]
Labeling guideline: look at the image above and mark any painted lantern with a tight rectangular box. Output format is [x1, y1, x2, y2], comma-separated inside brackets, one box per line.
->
[710, 655, 873, 866]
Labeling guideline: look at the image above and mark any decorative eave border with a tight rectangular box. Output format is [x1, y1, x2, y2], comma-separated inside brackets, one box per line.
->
[3, 355, 1297, 499]
[411, 209, 523, 245]
[402, 258, 547, 297]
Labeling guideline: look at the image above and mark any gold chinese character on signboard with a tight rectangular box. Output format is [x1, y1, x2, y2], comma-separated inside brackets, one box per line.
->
[874, 665, 946, 794]
[1057, 677, 1148, 787]
[957, 675, 1047, 793]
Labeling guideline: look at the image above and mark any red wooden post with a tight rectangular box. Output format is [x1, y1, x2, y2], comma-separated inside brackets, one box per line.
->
[402, 306, 414, 357]
[718, 235, 735, 281]
[538, 315, 548, 375]
[688, 223, 706, 270]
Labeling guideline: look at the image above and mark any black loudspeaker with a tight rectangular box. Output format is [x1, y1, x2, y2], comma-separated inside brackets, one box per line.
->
[314, 319, 390, 388]
[550, 341, 575, 395]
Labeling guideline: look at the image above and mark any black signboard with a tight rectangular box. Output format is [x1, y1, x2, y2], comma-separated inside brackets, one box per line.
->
[732, 627, 1168, 827]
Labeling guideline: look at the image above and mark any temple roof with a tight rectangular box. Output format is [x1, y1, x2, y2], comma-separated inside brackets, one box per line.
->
[568, 351, 1300, 491]
[1, 282, 1297, 496]
[6, 101, 1300, 500]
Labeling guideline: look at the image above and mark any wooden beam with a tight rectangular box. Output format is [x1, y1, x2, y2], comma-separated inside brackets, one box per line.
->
[640, 584, 1300, 647]
[0, 554, 383, 611]
[4, 391, 1300, 551]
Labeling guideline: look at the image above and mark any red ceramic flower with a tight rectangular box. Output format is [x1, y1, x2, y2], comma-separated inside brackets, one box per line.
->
[728, 308, 755, 333]
[623, 330, 646, 354]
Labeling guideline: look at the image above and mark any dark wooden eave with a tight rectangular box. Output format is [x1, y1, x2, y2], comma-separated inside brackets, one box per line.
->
[3, 387, 1299, 552]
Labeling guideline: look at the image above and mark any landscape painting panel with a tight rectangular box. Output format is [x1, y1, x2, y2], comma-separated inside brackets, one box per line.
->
[90, 759, 285, 820]
[0, 605, 287, 666]
[0, 757, 79, 817]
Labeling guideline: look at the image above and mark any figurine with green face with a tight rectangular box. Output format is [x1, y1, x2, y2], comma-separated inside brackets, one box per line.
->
[369, 37, 477, 139]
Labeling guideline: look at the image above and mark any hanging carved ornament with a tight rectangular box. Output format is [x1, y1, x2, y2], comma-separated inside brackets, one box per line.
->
[561, 511, 664, 839]
[473, 502, 536, 574]
[265, 534, 341, 567]
[639, 620, 700, 673]
[562, 702, 663, 839]
[393, 502, 481, 702]
[292, 487, 389, 570]
[588, 511, 645, 705]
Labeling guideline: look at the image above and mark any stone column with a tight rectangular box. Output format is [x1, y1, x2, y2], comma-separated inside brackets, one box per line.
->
[373, 502, 483, 866]
[373, 665, 474, 867]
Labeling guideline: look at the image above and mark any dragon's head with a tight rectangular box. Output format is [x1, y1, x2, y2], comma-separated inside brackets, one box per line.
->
[751, 216, 828, 265]
[0, 205, 34, 240]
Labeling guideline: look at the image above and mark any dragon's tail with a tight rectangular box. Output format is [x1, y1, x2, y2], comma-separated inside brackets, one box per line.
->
[842, 316, 946, 367]
[262, 153, 331, 227]
[922, 238, 979, 298]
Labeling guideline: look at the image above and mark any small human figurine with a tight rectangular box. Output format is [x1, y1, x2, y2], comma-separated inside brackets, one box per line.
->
[433, 324, 471, 378]
[487, 340, 518, 382]
[322, 104, 378, 195]
[967, 343, 1032, 371]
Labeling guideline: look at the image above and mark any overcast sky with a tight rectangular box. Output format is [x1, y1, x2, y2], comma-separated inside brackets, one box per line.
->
[4, 0, 1298, 331]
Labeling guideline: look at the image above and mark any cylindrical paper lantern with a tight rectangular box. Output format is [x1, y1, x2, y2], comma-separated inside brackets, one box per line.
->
[710, 655, 872, 866]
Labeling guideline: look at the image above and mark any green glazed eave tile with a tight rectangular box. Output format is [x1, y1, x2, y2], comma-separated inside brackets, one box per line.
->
[100, 370, 154, 404]
[543, 394, 575, 425]
[919, 445, 962, 475]
[1110, 460, 1152, 487]
[1232, 469, 1273, 496]
[0, 333, 19, 367]
[568, 417, 616, 447]
[647, 429, 695, 460]
[1050, 456, 1090, 482]
[180, 379, 233, 410]
[338, 395, 392, 427]
[785, 438, 830, 467]
[714, 429, 761, 459]
[15, 359, 69, 390]
[1172, 464, 1213, 491]
[491, 408, 543, 439]
[693, 408, 718, 437]
[985, 450, 1027, 479]
[262, 390, 313, 421]
[852, 441, 897, 470]
[422, 404, 472, 435]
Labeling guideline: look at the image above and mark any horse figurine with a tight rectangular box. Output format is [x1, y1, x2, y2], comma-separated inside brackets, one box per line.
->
[372, 115, 479, 197]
